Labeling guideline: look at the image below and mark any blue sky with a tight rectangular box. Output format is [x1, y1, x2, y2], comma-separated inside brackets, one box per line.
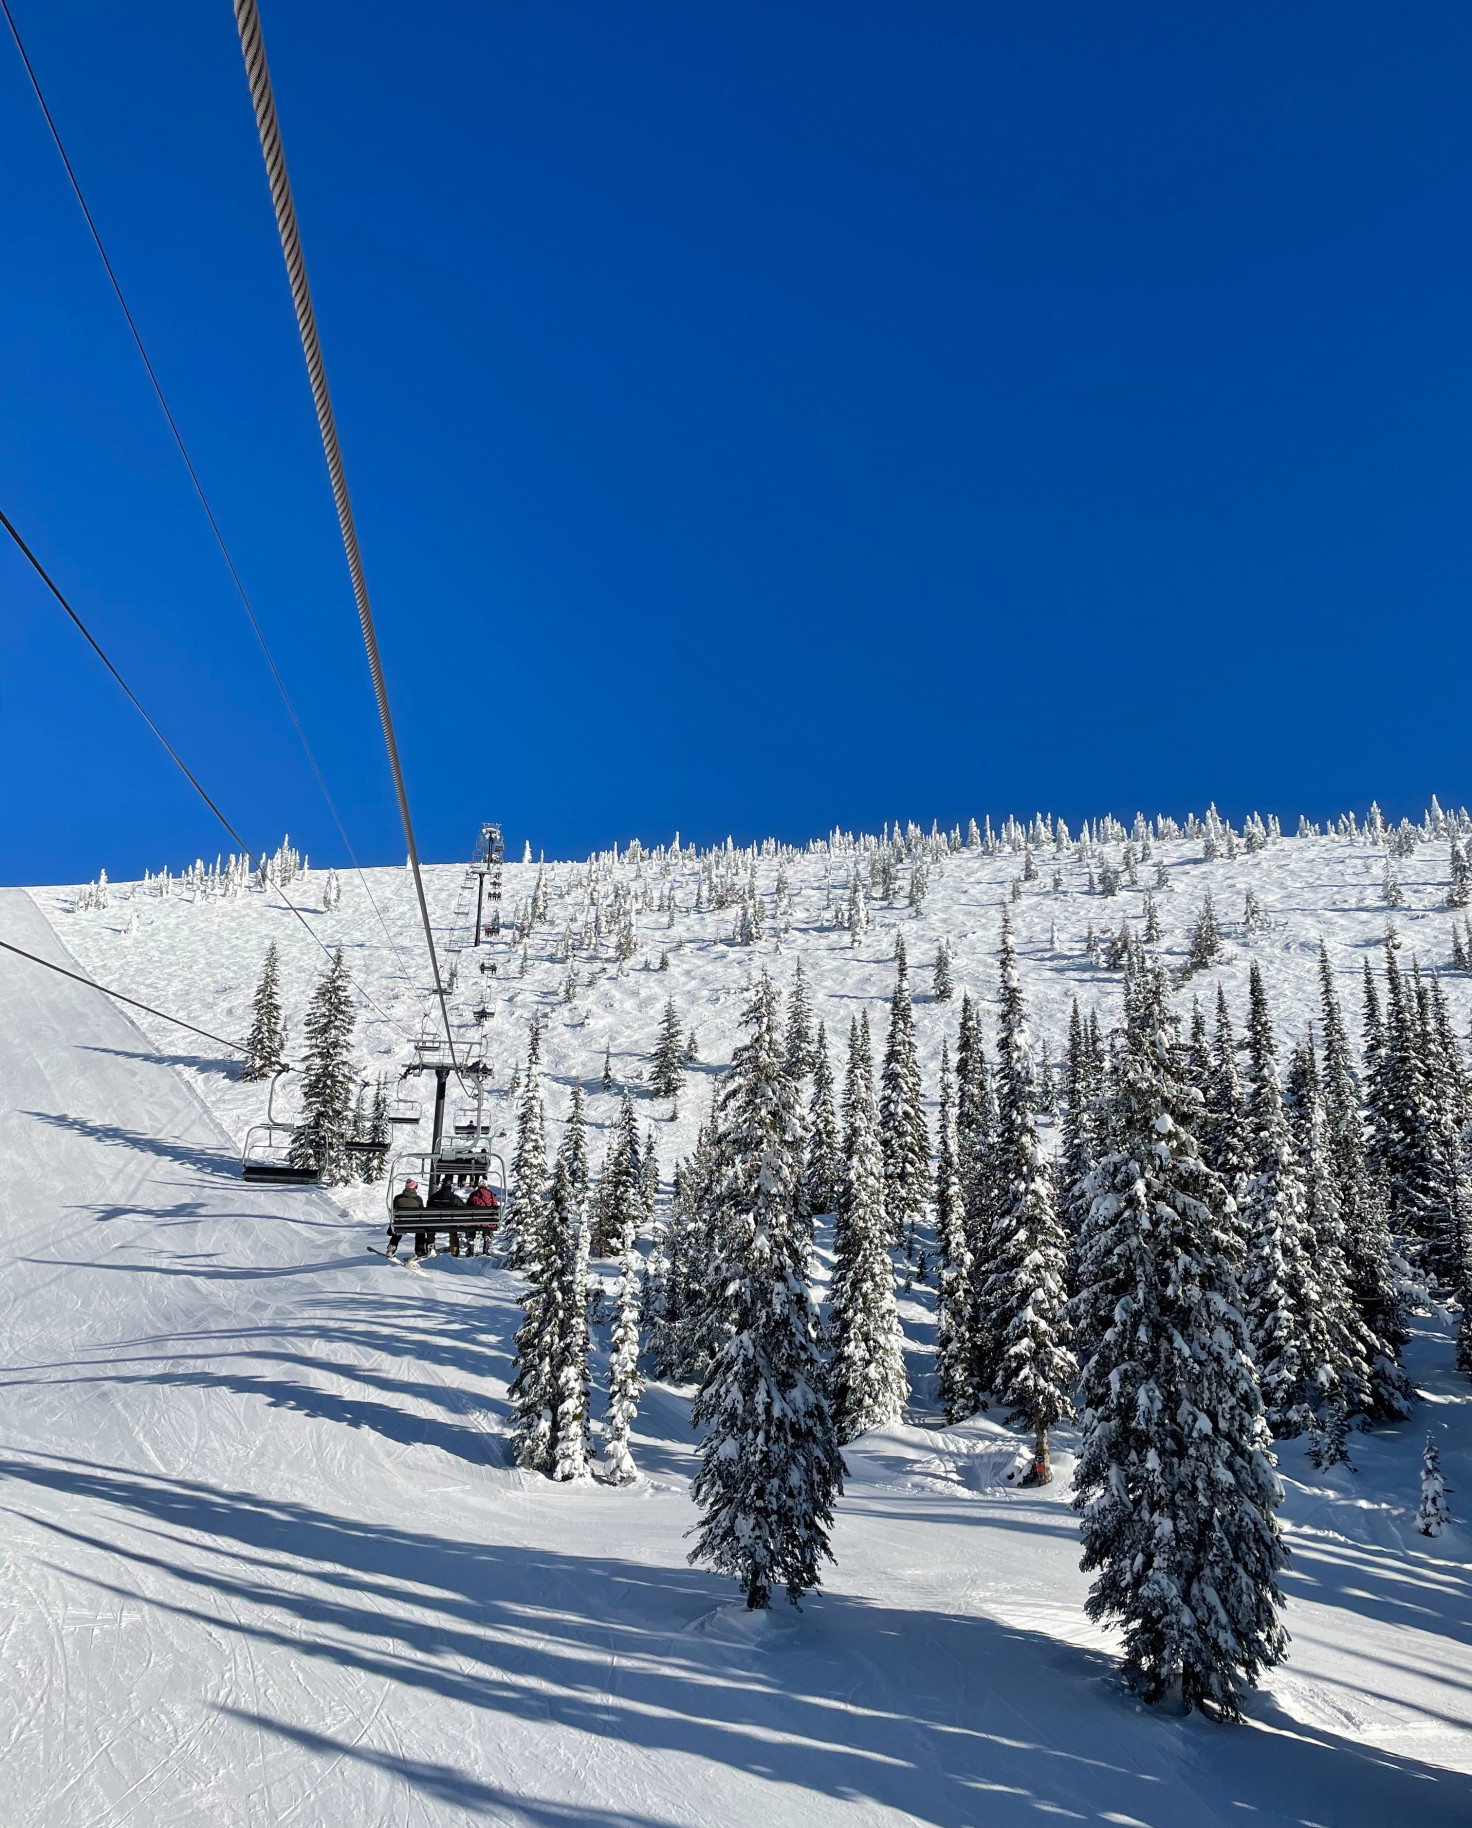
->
[4, 2, 1469, 885]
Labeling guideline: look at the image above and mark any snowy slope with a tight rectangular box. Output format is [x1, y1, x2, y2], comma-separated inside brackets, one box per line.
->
[4, 819, 1472, 1826]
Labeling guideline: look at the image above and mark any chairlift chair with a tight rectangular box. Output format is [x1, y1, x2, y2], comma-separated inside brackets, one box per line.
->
[240, 1065, 319, 1184]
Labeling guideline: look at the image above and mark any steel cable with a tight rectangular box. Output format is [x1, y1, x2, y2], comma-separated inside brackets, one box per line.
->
[231, 0, 457, 1073]
[1, 0, 416, 999]
[1, 940, 246, 1054]
[0, 507, 407, 1038]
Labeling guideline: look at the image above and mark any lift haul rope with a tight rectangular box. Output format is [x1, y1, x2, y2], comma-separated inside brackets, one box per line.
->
[0, 0, 415, 998]
[0, 507, 406, 1038]
[0, 940, 247, 1055]
[231, 0, 458, 1073]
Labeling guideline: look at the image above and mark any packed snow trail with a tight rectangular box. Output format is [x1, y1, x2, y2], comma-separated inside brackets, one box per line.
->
[3, 885, 1471, 1826]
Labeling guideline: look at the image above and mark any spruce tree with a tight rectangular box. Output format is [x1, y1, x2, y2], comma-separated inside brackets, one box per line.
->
[1203, 988, 1252, 1255]
[1072, 966, 1287, 1719]
[510, 1145, 571, 1475]
[829, 1013, 908, 1441]
[688, 971, 844, 1609]
[593, 1093, 644, 1256]
[803, 1023, 845, 1220]
[1242, 962, 1326, 1435]
[1186, 891, 1223, 974]
[879, 934, 929, 1249]
[1417, 1434, 1448, 1536]
[651, 998, 685, 1099]
[507, 1038, 548, 1269]
[243, 941, 287, 1081]
[980, 911, 1075, 1480]
[784, 959, 815, 1080]
[603, 1241, 644, 1485]
[1317, 943, 1411, 1419]
[287, 948, 356, 1182]
[933, 940, 954, 1003]
[552, 1193, 592, 1481]
[933, 1039, 976, 1422]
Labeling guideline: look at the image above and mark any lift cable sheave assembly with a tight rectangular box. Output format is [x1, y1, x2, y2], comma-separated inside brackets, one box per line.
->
[231, 0, 458, 1075]
[0, 0, 415, 997]
[0, 508, 405, 1038]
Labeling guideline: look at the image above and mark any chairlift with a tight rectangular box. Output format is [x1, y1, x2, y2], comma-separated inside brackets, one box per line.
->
[388, 1094, 421, 1126]
[383, 1146, 508, 1258]
[241, 1066, 320, 1184]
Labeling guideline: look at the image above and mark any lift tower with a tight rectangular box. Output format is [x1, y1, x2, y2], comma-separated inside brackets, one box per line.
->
[469, 823, 504, 946]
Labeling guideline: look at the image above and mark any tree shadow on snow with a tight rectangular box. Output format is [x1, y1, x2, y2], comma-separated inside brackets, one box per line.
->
[4, 1453, 1469, 1828]
[21, 1110, 238, 1179]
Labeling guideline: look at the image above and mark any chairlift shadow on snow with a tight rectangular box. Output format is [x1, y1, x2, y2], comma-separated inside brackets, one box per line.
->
[22, 1109, 239, 1180]
[5, 1452, 1471, 1828]
[81, 1044, 238, 1079]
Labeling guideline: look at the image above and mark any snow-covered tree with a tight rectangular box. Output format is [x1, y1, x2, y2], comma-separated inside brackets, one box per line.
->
[287, 948, 356, 1182]
[603, 1241, 644, 1485]
[785, 959, 815, 1080]
[688, 971, 844, 1609]
[507, 1037, 548, 1269]
[1241, 963, 1326, 1436]
[933, 939, 954, 1002]
[978, 910, 1075, 1481]
[829, 1009, 908, 1441]
[933, 1039, 976, 1422]
[803, 1023, 845, 1220]
[651, 997, 685, 1099]
[1186, 891, 1224, 975]
[510, 1126, 575, 1475]
[1072, 965, 1287, 1719]
[242, 941, 287, 1082]
[592, 1093, 644, 1257]
[1417, 1434, 1448, 1536]
[1448, 835, 1472, 910]
[552, 1196, 592, 1481]
[879, 934, 929, 1249]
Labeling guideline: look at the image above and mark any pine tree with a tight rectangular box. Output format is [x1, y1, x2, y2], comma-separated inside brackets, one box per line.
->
[933, 1039, 976, 1421]
[1186, 891, 1223, 974]
[1317, 943, 1411, 1420]
[980, 910, 1076, 1481]
[829, 1013, 908, 1441]
[507, 1037, 548, 1269]
[1203, 988, 1252, 1250]
[933, 940, 954, 1003]
[510, 1141, 572, 1476]
[1448, 835, 1472, 910]
[602, 1045, 614, 1093]
[1417, 1435, 1448, 1536]
[1241, 963, 1326, 1435]
[688, 971, 844, 1609]
[803, 1023, 845, 1220]
[1072, 966, 1287, 1719]
[603, 1241, 644, 1485]
[552, 1195, 592, 1481]
[242, 941, 287, 1081]
[879, 934, 929, 1249]
[287, 949, 356, 1181]
[784, 959, 815, 1080]
[651, 998, 685, 1099]
[593, 1093, 644, 1256]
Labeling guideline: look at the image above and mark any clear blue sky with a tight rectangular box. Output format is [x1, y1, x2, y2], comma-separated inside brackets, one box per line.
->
[3, 2, 1469, 885]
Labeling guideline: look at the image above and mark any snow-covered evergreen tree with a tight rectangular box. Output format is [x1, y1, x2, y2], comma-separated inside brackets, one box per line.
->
[510, 1132, 574, 1476]
[933, 1039, 976, 1422]
[651, 997, 685, 1099]
[784, 959, 815, 1080]
[803, 1023, 845, 1220]
[1318, 943, 1411, 1420]
[603, 1241, 644, 1485]
[593, 1093, 644, 1256]
[1072, 965, 1287, 1719]
[552, 1196, 592, 1481]
[933, 939, 954, 1002]
[287, 948, 356, 1182]
[1417, 1434, 1448, 1536]
[829, 1009, 908, 1441]
[1186, 891, 1223, 974]
[979, 910, 1075, 1480]
[1448, 835, 1472, 910]
[242, 941, 287, 1082]
[1241, 962, 1326, 1435]
[688, 971, 844, 1609]
[879, 934, 929, 1249]
[507, 1036, 547, 1269]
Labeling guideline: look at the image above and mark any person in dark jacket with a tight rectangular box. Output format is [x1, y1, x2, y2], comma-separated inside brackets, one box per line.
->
[392, 1178, 424, 1212]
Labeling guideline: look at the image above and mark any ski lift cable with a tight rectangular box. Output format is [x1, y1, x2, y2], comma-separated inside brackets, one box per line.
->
[0, 0, 416, 1001]
[0, 940, 247, 1054]
[0, 508, 409, 1040]
[230, 0, 458, 1077]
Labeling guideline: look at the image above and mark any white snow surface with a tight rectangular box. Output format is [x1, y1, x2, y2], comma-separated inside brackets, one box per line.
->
[4, 826, 1471, 1825]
